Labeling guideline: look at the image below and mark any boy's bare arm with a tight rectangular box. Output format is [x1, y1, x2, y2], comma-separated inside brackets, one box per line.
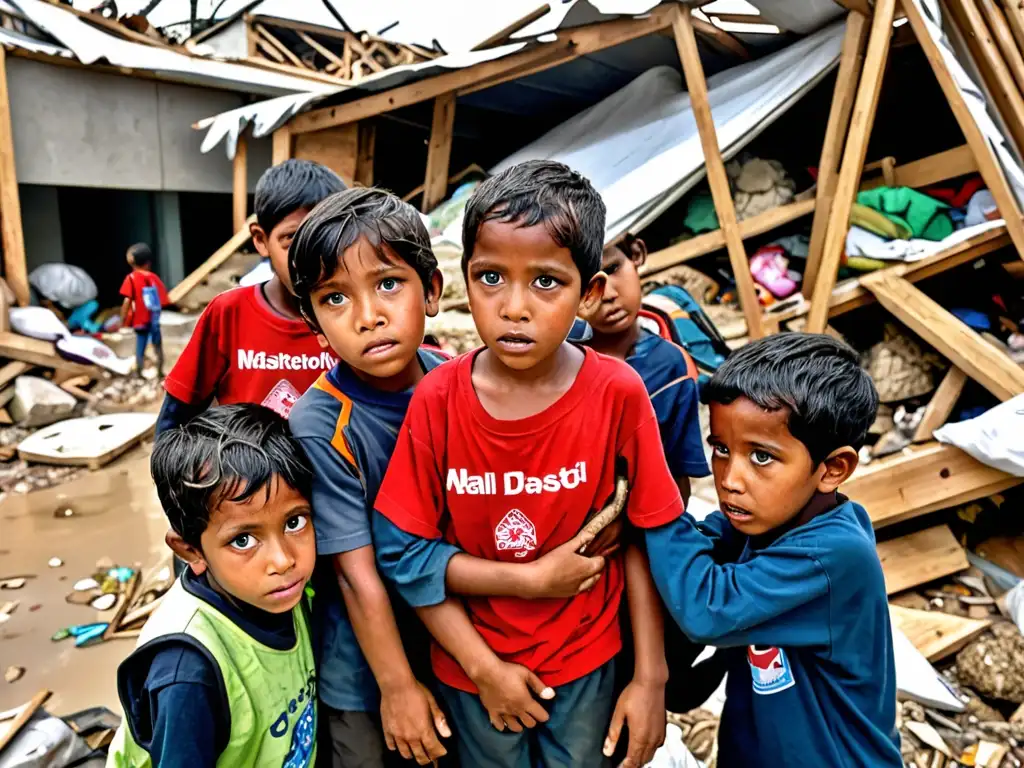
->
[119, 297, 132, 327]
[605, 543, 668, 768]
[334, 548, 450, 765]
[416, 597, 555, 732]
[676, 476, 692, 506]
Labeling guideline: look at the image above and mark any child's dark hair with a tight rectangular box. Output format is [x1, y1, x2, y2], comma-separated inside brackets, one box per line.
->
[128, 243, 153, 268]
[255, 159, 346, 235]
[462, 160, 606, 287]
[151, 404, 313, 548]
[289, 187, 438, 331]
[702, 333, 879, 466]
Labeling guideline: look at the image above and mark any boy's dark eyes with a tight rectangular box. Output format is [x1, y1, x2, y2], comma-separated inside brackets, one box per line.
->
[285, 515, 309, 533]
[230, 533, 257, 551]
[379, 277, 402, 292]
[603, 263, 620, 275]
[478, 271, 502, 286]
[323, 292, 348, 307]
[751, 450, 775, 466]
[534, 275, 561, 289]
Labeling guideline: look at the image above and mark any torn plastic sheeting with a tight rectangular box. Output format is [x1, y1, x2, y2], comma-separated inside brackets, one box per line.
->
[194, 41, 529, 158]
[0, 26, 72, 58]
[11, 0, 333, 96]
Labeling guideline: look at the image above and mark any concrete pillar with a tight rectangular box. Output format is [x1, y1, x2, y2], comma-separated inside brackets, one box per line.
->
[154, 191, 185, 288]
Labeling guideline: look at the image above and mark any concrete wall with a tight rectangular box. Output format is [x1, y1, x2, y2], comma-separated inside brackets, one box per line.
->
[7, 57, 272, 194]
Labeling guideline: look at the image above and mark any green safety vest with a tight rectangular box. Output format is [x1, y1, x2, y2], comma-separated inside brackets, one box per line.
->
[107, 579, 317, 768]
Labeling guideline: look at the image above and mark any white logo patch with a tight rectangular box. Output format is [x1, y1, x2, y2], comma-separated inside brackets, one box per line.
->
[495, 509, 537, 558]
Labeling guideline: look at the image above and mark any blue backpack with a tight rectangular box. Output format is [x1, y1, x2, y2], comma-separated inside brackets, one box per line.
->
[641, 285, 730, 374]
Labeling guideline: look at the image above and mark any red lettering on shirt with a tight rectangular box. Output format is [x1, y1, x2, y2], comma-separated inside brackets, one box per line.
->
[376, 348, 683, 692]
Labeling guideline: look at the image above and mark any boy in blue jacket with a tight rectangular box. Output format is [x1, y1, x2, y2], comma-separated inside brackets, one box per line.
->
[646, 333, 902, 767]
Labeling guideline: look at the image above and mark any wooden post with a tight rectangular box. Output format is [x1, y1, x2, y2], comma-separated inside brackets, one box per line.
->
[272, 126, 292, 165]
[806, 0, 895, 334]
[232, 132, 248, 233]
[977, 0, 1024, 95]
[672, 6, 763, 338]
[0, 47, 27, 307]
[355, 121, 375, 187]
[422, 92, 456, 213]
[913, 366, 968, 442]
[804, 12, 871, 298]
[901, 0, 1024, 261]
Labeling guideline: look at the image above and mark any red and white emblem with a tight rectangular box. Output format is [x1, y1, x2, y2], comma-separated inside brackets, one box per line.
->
[495, 509, 537, 558]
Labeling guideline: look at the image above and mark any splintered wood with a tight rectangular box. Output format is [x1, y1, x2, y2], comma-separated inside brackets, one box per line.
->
[876, 525, 969, 595]
[889, 605, 991, 661]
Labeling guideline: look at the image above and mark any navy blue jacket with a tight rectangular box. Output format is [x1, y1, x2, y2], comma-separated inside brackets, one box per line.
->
[646, 496, 901, 767]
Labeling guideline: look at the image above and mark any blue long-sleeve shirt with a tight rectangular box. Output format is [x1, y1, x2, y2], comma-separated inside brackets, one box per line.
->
[646, 496, 901, 767]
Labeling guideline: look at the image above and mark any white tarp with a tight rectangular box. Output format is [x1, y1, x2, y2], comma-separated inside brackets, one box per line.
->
[441, 20, 846, 243]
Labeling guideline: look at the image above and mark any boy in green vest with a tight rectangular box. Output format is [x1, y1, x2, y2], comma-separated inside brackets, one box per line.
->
[108, 404, 318, 768]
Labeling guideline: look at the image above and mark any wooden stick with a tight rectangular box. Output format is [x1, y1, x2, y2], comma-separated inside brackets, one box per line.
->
[859, 144, 977, 191]
[978, 0, 1024, 94]
[913, 366, 969, 442]
[167, 216, 255, 305]
[103, 572, 139, 642]
[254, 36, 286, 64]
[860, 271, 1024, 400]
[806, 0, 895, 333]
[272, 127, 291, 165]
[254, 23, 310, 70]
[232, 132, 248, 233]
[0, 273, 8, 334]
[998, 0, 1024, 52]
[673, 6, 763, 338]
[0, 47, 27, 307]
[472, 4, 552, 51]
[901, 0, 1024, 261]
[422, 93, 457, 213]
[120, 596, 161, 628]
[691, 16, 750, 60]
[296, 29, 347, 71]
[804, 11, 871, 297]
[0, 690, 51, 753]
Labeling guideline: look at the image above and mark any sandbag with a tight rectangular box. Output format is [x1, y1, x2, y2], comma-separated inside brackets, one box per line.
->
[28, 263, 97, 308]
[934, 393, 1024, 476]
[8, 306, 70, 342]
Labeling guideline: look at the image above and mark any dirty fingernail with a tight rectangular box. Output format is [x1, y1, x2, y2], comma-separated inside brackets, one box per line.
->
[541, 687, 555, 699]
[603, 740, 614, 756]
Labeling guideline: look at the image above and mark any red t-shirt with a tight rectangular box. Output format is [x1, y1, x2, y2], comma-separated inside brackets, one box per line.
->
[119, 270, 169, 328]
[164, 285, 336, 417]
[376, 347, 684, 692]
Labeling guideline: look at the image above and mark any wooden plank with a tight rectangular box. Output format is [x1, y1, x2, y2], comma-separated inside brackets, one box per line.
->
[999, 0, 1024, 53]
[422, 92, 456, 213]
[0, 332, 98, 376]
[902, 0, 1024, 261]
[673, 6, 763, 338]
[691, 16, 750, 60]
[0, 273, 7, 333]
[271, 127, 292, 165]
[167, 216, 256, 305]
[913, 366, 969, 442]
[804, 11, 871, 297]
[296, 29, 347, 71]
[640, 199, 816, 277]
[859, 144, 977, 191]
[889, 605, 991, 661]
[254, 23, 309, 70]
[232, 132, 248, 233]
[255, 36, 287, 64]
[472, 4, 552, 51]
[843, 441, 1021, 528]
[0, 361, 29, 389]
[18, 414, 156, 470]
[861, 271, 1024, 400]
[293, 124, 359, 184]
[978, 0, 1024, 95]
[0, 47, 27, 307]
[835, 0, 876, 15]
[806, 0, 895, 333]
[0, 690, 51, 754]
[877, 524, 969, 594]
[355, 121, 375, 187]
[289, 7, 676, 134]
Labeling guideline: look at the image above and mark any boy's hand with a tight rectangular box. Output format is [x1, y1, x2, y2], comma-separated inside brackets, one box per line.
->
[380, 680, 451, 765]
[525, 530, 610, 598]
[603, 680, 666, 768]
[472, 658, 554, 732]
[584, 515, 625, 559]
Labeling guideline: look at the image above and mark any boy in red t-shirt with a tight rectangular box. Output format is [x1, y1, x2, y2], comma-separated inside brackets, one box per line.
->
[119, 242, 170, 377]
[158, 160, 345, 432]
[375, 160, 683, 768]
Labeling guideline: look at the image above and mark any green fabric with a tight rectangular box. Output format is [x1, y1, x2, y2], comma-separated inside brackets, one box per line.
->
[108, 580, 317, 768]
[845, 255, 888, 272]
[856, 186, 953, 241]
[684, 192, 720, 233]
[849, 204, 911, 239]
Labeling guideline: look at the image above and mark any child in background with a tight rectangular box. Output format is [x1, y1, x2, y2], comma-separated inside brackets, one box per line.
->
[120, 242, 169, 378]
[375, 160, 681, 768]
[575, 233, 709, 499]
[158, 160, 345, 433]
[288, 188, 612, 767]
[107, 404, 319, 768]
[645, 333, 902, 766]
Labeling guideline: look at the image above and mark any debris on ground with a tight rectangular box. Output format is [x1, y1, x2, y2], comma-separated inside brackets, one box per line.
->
[4, 665, 25, 683]
[956, 623, 1024, 704]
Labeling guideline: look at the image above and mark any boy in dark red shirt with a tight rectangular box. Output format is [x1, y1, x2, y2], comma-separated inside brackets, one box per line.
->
[375, 161, 683, 768]
[119, 242, 170, 378]
[158, 160, 345, 432]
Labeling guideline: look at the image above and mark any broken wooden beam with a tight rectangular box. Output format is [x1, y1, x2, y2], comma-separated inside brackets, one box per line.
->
[877, 524, 969, 595]
[422, 92, 457, 213]
[0, 333, 99, 377]
[0, 47, 28, 306]
[167, 216, 256, 305]
[889, 605, 991, 661]
[913, 366, 969, 442]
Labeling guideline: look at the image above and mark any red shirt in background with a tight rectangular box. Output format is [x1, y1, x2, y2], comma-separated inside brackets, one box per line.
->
[119, 270, 169, 329]
[376, 347, 684, 692]
[164, 285, 336, 416]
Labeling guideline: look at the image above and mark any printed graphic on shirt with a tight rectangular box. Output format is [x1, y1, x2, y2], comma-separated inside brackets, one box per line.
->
[446, 461, 589, 496]
[273, 674, 317, 767]
[238, 349, 336, 372]
[263, 379, 303, 419]
[747, 646, 796, 695]
[495, 509, 537, 557]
